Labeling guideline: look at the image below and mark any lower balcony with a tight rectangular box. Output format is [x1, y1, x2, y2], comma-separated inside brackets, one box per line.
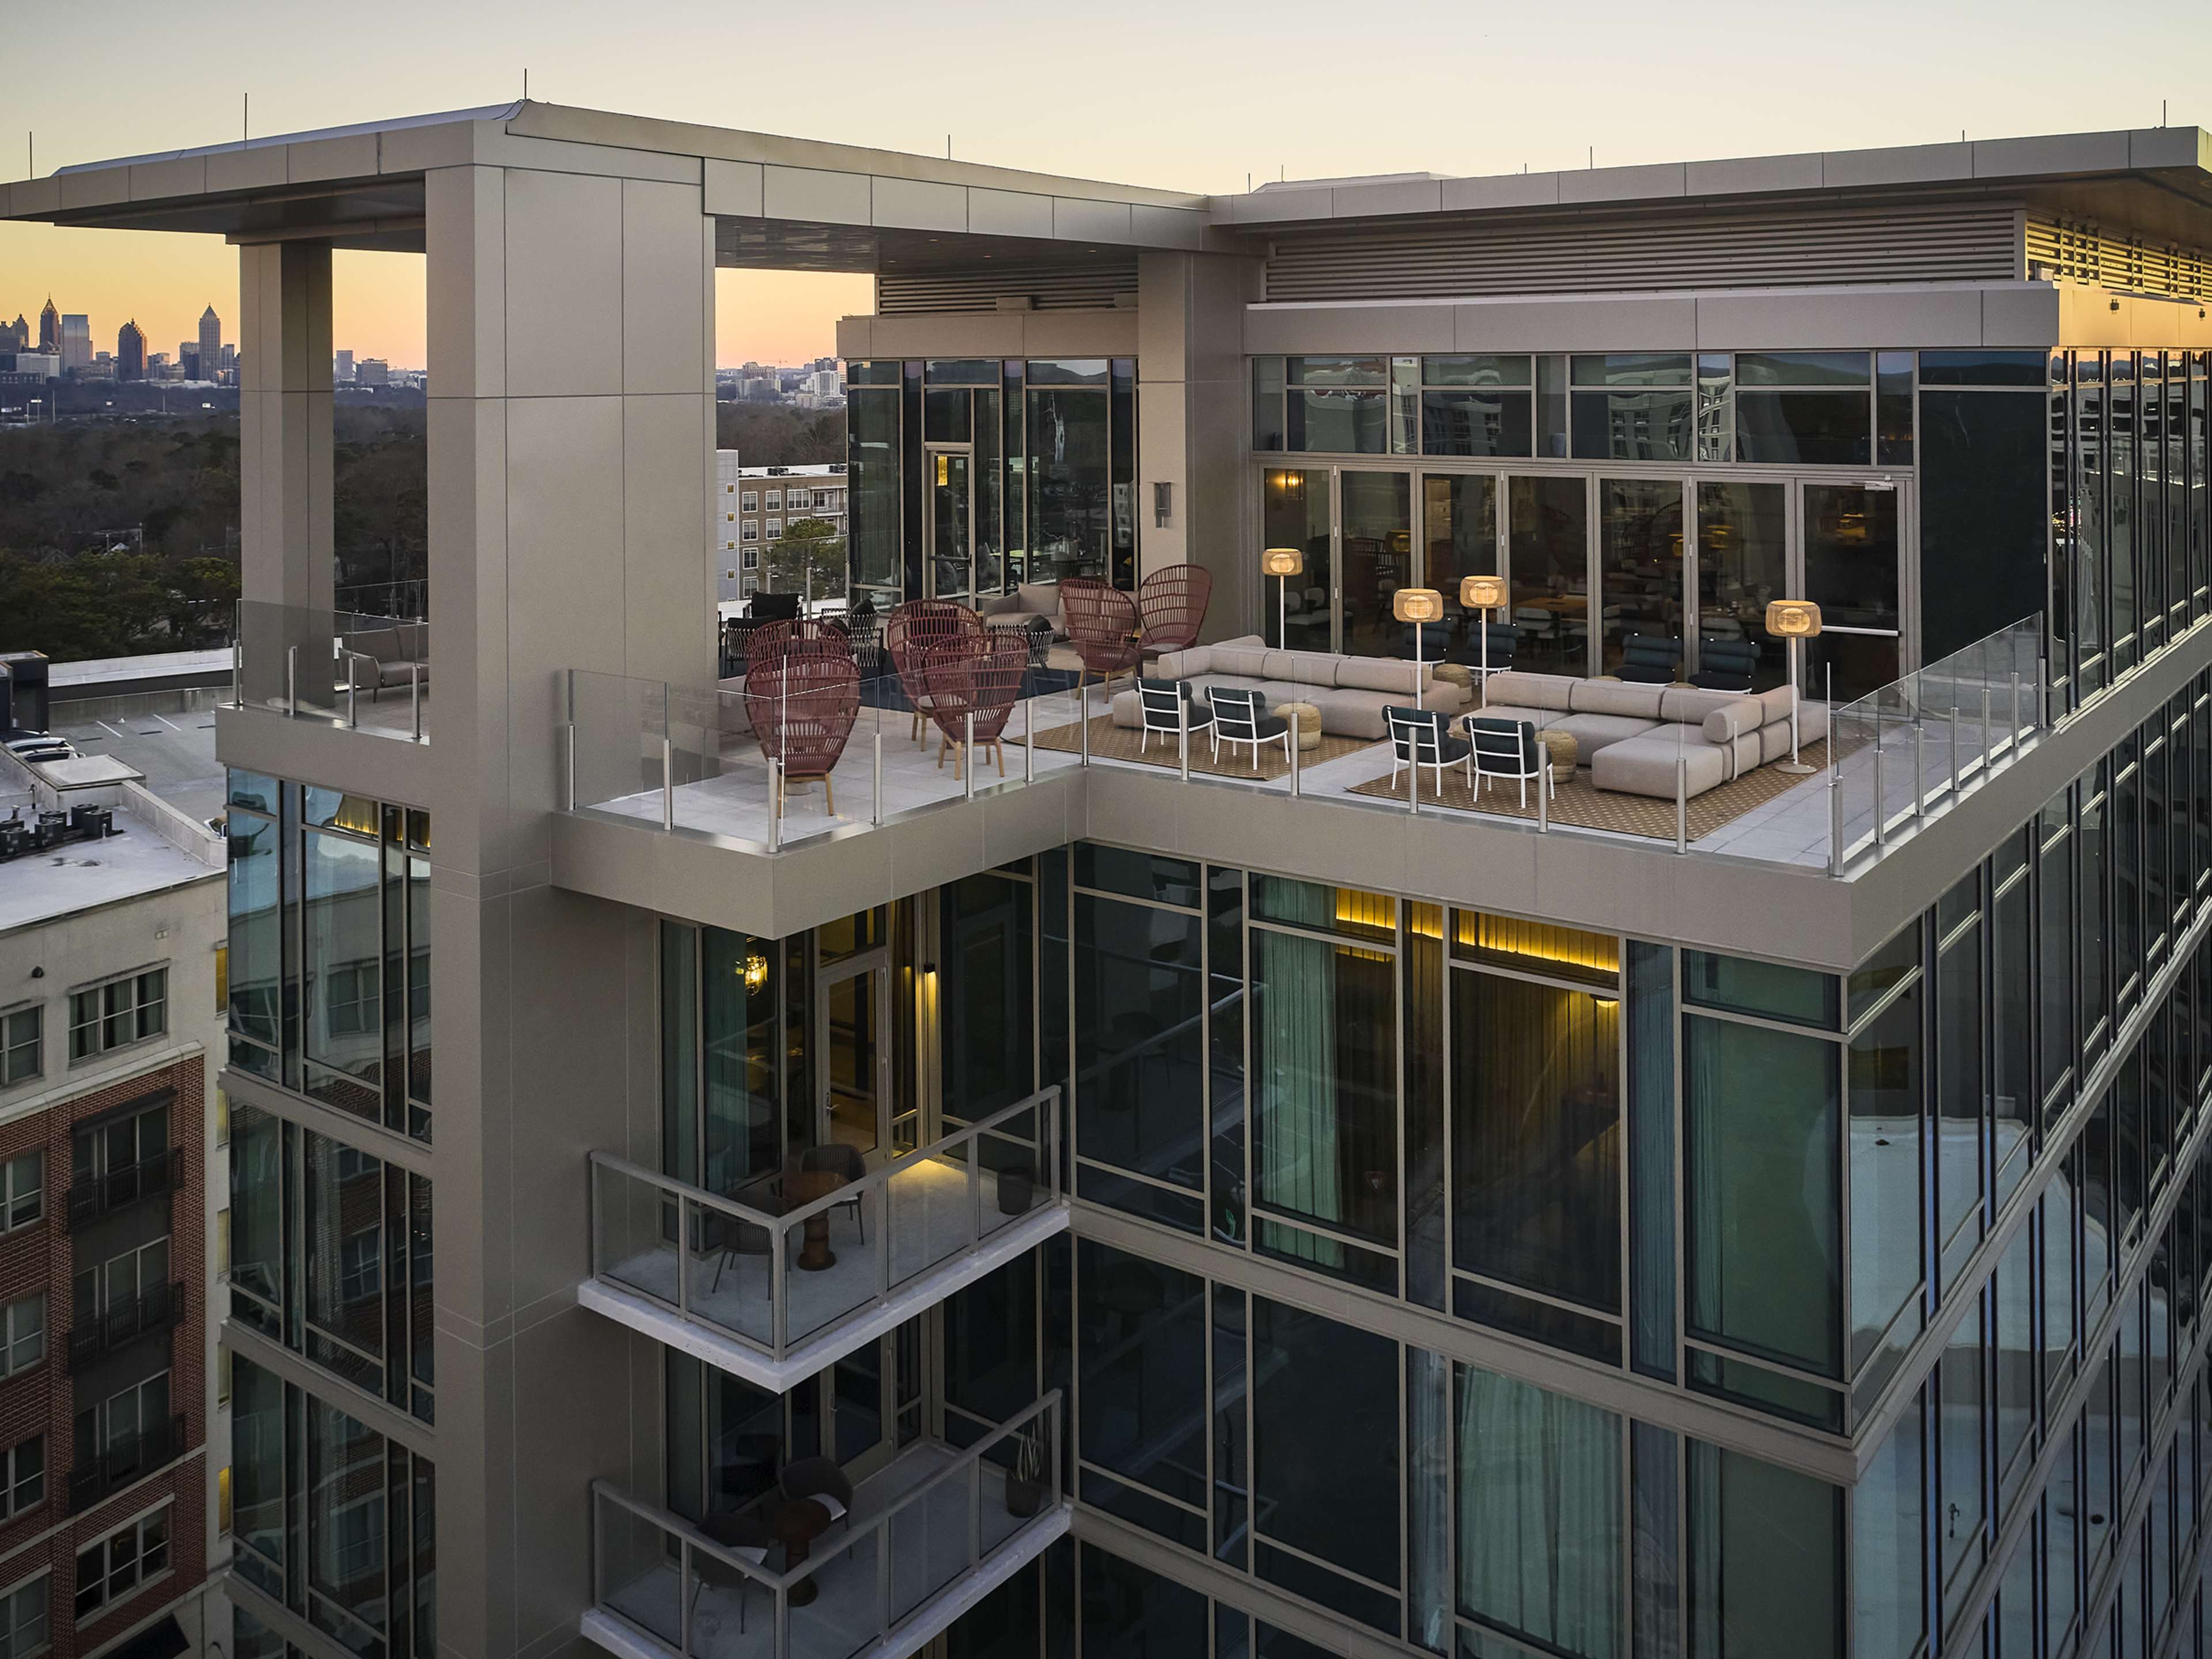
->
[66, 1148, 182, 1230]
[584, 1394, 1066, 1659]
[67, 1280, 183, 1371]
[69, 1412, 188, 1514]
[582, 1090, 1066, 1393]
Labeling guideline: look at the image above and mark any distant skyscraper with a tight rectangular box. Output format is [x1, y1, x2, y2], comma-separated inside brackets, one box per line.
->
[58, 313, 91, 373]
[199, 304, 222, 381]
[3, 316, 25, 351]
[355, 357, 390, 388]
[37, 297, 58, 353]
[117, 319, 145, 380]
[335, 349, 355, 383]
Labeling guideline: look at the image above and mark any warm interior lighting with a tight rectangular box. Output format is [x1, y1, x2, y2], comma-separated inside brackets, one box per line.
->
[1765, 599, 1823, 638]
[742, 951, 770, 992]
[1455, 910, 1620, 982]
[1331, 888, 1397, 937]
[934, 454, 950, 487]
[1393, 587, 1444, 624]
[1460, 574, 1507, 611]
[1262, 547, 1304, 578]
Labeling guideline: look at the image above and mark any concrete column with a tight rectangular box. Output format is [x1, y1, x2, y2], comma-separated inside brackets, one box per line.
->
[237, 240, 334, 613]
[1137, 249, 1263, 642]
[422, 157, 718, 1658]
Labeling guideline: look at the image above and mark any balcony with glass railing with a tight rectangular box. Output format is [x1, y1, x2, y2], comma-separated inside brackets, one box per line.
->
[233, 598, 429, 741]
[583, 1089, 1066, 1393]
[585, 1392, 1065, 1659]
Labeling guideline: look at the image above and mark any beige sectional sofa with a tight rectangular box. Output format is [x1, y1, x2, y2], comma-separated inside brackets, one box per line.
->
[979, 582, 1065, 639]
[1108, 635, 1470, 741]
[1476, 670, 1827, 798]
[339, 622, 430, 698]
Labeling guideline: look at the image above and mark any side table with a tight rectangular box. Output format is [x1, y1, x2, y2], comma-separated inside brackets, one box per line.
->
[1531, 728, 1578, 783]
[1272, 701, 1323, 752]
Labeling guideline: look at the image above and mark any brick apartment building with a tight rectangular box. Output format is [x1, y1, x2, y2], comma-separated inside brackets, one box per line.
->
[1, 740, 225, 1659]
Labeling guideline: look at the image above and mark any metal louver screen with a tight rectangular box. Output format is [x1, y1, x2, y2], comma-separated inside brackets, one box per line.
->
[2026, 219, 2211, 301]
[1263, 203, 2024, 301]
[877, 261, 1139, 314]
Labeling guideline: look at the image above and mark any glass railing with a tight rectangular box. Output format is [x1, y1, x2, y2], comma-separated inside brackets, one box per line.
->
[592, 1392, 1063, 1659]
[1825, 615, 2046, 873]
[589, 1088, 1062, 1362]
[564, 666, 1082, 853]
[235, 598, 428, 740]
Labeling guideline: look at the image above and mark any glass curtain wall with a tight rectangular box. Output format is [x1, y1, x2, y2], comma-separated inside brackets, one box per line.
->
[225, 771, 431, 1143]
[847, 358, 1139, 607]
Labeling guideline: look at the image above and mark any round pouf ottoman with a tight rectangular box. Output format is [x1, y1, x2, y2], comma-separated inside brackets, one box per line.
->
[1533, 728, 1578, 783]
[1274, 702, 1323, 752]
[1431, 663, 1475, 696]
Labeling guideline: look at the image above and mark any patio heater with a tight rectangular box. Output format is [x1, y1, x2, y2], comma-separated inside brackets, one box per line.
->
[1262, 547, 1303, 648]
[1764, 599, 1823, 774]
[1459, 575, 1508, 710]
[1393, 588, 1443, 710]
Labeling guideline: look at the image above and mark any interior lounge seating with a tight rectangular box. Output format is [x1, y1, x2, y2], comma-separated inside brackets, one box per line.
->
[1109, 635, 1470, 740]
[1689, 636, 1760, 692]
[1613, 635, 1681, 684]
[340, 622, 430, 698]
[977, 581, 1066, 639]
[1475, 669, 1827, 800]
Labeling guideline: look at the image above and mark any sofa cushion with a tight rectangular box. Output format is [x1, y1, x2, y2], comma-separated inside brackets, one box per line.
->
[1756, 686, 1797, 726]
[1592, 732, 1729, 798]
[1696, 696, 1770, 746]
[1109, 687, 1143, 728]
[1549, 712, 1664, 756]
[1569, 679, 1668, 719]
[1480, 671, 1576, 713]
[1261, 651, 1340, 689]
[1152, 647, 1203, 680]
[979, 592, 1024, 617]
[1333, 656, 1426, 696]
[1471, 701, 1558, 730]
[1209, 646, 1274, 679]
[1657, 686, 1747, 725]
[1305, 687, 1397, 740]
[1017, 581, 1060, 617]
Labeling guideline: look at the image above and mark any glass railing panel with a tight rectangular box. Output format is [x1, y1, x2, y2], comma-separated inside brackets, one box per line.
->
[885, 1152, 975, 1292]
[684, 1198, 777, 1349]
[778, 1181, 883, 1348]
[592, 1160, 681, 1310]
[976, 1113, 1044, 1244]
[234, 599, 428, 738]
[594, 1489, 684, 1650]
[888, 1466, 969, 1629]
[569, 669, 668, 815]
[790, 1524, 881, 1659]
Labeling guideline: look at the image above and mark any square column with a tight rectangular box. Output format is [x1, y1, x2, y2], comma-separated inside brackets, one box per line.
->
[237, 240, 334, 612]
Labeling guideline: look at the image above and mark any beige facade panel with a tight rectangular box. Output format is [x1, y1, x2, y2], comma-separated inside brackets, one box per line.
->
[1054, 196, 1136, 244]
[1683, 151, 1825, 196]
[1559, 160, 1687, 204]
[425, 165, 506, 400]
[870, 175, 968, 234]
[1328, 178, 1446, 220]
[620, 179, 710, 397]
[968, 187, 1056, 240]
[287, 132, 381, 184]
[503, 169, 625, 398]
[700, 157, 765, 218]
[762, 164, 873, 226]
[1131, 203, 1211, 249]
[128, 154, 207, 201]
[1438, 171, 1565, 214]
[1975, 130, 2133, 178]
[204, 141, 291, 196]
[1692, 283, 1993, 349]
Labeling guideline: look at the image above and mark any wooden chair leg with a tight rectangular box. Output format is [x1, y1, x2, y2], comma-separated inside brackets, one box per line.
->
[994, 738, 1005, 778]
[823, 774, 836, 816]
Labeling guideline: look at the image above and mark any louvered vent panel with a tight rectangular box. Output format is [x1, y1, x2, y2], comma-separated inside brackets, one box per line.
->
[2026, 219, 2212, 301]
[1263, 204, 2023, 301]
[877, 261, 1138, 314]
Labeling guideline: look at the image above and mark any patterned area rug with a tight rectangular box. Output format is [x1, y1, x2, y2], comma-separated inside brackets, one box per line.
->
[1344, 739, 1831, 840]
[1018, 713, 1377, 780]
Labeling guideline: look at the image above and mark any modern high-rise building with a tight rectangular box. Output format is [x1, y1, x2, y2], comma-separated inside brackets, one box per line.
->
[4, 316, 26, 352]
[334, 350, 354, 384]
[37, 298, 58, 355]
[56, 315, 90, 376]
[9, 103, 2212, 1659]
[116, 321, 145, 381]
[197, 307, 221, 386]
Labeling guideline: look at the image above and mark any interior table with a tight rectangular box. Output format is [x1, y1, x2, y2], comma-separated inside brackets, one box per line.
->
[771, 1496, 834, 1607]
[787, 1168, 847, 1272]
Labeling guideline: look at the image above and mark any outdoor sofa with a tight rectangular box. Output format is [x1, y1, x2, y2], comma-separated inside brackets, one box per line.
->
[1107, 634, 1471, 741]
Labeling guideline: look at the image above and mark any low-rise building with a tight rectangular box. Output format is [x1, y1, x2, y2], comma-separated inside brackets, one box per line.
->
[713, 454, 847, 601]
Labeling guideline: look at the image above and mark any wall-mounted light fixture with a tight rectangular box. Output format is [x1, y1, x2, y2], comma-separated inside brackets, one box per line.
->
[1152, 482, 1173, 528]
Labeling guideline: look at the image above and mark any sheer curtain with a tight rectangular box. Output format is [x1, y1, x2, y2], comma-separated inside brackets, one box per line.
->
[1457, 1364, 1623, 1659]
[1408, 1349, 1452, 1652]
[1255, 888, 1342, 1266]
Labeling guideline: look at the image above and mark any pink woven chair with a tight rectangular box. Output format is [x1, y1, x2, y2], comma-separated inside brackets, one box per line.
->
[1060, 578, 1144, 696]
[751, 653, 861, 817]
[1138, 564, 1213, 658]
[920, 632, 1029, 780]
[748, 617, 852, 673]
[887, 600, 984, 744]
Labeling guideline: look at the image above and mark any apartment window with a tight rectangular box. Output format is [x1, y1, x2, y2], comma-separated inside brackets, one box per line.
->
[740, 522, 759, 543]
[73, 1238, 168, 1329]
[73, 1102, 168, 1190]
[0, 1297, 41, 1379]
[0, 1007, 37, 1086]
[0, 1572, 47, 1659]
[67, 969, 165, 1063]
[74, 1504, 169, 1618]
[0, 1439, 41, 1521]
[0, 1155, 38, 1233]
[740, 492, 757, 512]
[766, 519, 782, 538]
[78, 1373, 168, 1467]
[765, 490, 782, 510]
[742, 547, 759, 570]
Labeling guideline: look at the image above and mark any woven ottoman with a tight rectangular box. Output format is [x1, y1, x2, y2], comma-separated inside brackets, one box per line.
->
[1533, 728, 1578, 782]
[1431, 663, 1475, 696]
[1273, 702, 1323, 752]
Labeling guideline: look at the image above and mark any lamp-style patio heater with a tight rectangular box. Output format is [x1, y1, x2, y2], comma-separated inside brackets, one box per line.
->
[1262, 547, 1303, 649]
[1764, 599, 1823, 773]
[1460, 574, 1507, 710]
[1393, 587, 1443, 710]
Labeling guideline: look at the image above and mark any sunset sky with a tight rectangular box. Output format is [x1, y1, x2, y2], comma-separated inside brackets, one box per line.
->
[6, 0, 2207, 369]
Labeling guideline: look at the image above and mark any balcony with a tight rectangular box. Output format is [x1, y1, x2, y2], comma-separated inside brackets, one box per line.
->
[585, 1393, 1066, 1659]
[66, 1147, 181, 1231]
[583, 1090, 1065, 1393]
[67, 1280, 183, 1372]
[68, 1412, 187, 1514]
[234, 598, 428, 742]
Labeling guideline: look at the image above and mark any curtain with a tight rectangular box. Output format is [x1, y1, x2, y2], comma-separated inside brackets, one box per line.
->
[1408, 1349, 1452, 1653]
[1254, 886, 1342, 1266]
[1457, 1364, 1623, 1659]
[1627, 942, 1676, 1376]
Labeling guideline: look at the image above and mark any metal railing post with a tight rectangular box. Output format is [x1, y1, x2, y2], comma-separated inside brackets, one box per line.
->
[230, 612, 241, 709]
[1913, 717, 1925, 820]
[2009, 669, 2022, 755]
[1949, 704, 1960, 798]
[1179, 698, 1191, 782]
[772, 1222, 787, 1355]
[661, 736, 674, 831]
[964, 712, 977, 801]
[872, 729, 883, 825]
[1289, 721, 1301, 797]
[768, 758, 783, 853]
[1024, 691, 1034, 783]
[676, 1195, 691, 1324]
[1828, 760, 1843, 878]
[1979, 685, 1991, 776]
[1537, 755, 1549, 832]
[410, 664, 422, 741]
[564, 724, 577, 812]
[1079, 696, 1090, 767]
[1408, 744, 1419, 816]
[1674, 756, 1687, 854]
[1873, 713, 1888, 848]
[347, 671, 358, 729]
[285, 645, 297, 717]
